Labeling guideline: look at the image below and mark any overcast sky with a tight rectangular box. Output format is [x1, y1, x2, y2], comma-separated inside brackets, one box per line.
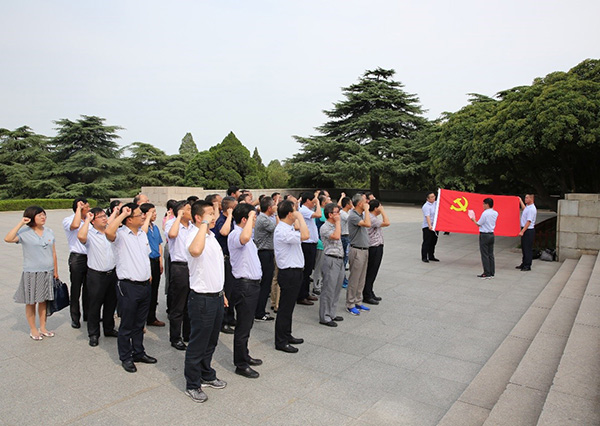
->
[2, 1, 599, 163]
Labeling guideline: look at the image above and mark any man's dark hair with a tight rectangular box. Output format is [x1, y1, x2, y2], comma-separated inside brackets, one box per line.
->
[106, 200, 121, 216]
[233, 203, 255, 224]
[191, 200, 212, 224]
[23, 206, 45, 227]
[365, 192, 373, 199]
[483, 198, 494, 208]
[341, 197, 352, 208]
[221, 196, 236, 211]
[72, 197, 88, 212]
[260, 196, 273, 213]
[204, 194, 218, 203]
[238, 193, 250, 203]
[122, 202, 138, 223]
[278, 200, 295, 219]
[258, 194, 265, 202]
[271, 192, 280, 198]
[133, 194, 143, 205]
[90, 207, 105, 222]
[166, 199, 178, 211]
[300, 191, 314, 206]
[318, 195, 327, 205]
[369, 199, 381, 212]
[426, 191, 436, 198]
[139, 203, 155, 214]
[187, 195, 199, 203]
[323, 202, 339, 219]
[173, 200, 191, 217]
[227, 186, 239, 196]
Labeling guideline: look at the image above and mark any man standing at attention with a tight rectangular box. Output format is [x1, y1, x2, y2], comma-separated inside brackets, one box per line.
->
[421, 192, 439, 263]
[140, 203, 165, 327]
[165, 200, 194, 350]
[346, 193, 371, 316]
[254, 196, 277, 322]
[273, 200, 310, 353]
[105, 203, 157, 373]
[517, 194, 537, 271]
[63, 197, 90, 329]
[184, 200, 228, 403]
[297, 192, 321, 305]
[228, 203, 263, 378]
[363, 200, 390, 304]
[470, 198, 498, 279]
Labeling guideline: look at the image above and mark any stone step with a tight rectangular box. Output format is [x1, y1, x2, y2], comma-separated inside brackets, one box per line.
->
[482, 254, 596, 426]
[537, 254, 600, 426]
[438, 258, 579, 426]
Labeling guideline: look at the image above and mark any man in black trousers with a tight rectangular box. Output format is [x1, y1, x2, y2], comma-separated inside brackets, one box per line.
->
[106, 203, 157, 373]
[273, 200, 310, 353]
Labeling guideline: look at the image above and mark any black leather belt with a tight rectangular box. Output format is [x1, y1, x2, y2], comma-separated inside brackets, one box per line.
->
[89, 267, 115, 275]
[193, 290, 224, 297]
[121, 279, 150, 286]
[480, 232, 494, 235]
[171, 261, 188, 265]
[351, 245, 368, 250]
[325, 254, 344, 259]
[70, 252, 87, 257]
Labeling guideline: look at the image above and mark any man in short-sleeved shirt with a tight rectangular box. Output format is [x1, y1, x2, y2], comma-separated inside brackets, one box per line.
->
[297, 192, 321, 304]
[471, 198, 498, 279]
[517, 194, 537, 271]
[254, 196, 277, 321]
[421, 192, 439, 263]
[105, 203, 156, 373]
[346, 193, 372, 315]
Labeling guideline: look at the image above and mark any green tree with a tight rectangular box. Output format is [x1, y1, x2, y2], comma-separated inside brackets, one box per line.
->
[184, 131, 261, 189]
[179, 132, 199, 158]
[126, 142, 173, 188]
[289, 68, 429, 196]
[50, 115, 125, 200]
[0, 126, 62, 199]
[265, 159, 290, 188]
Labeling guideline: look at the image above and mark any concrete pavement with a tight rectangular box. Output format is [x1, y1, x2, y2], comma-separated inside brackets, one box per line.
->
[0, 206, 560, 425]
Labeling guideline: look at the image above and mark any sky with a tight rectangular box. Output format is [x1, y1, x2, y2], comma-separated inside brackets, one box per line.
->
[2, 0, 599, 163]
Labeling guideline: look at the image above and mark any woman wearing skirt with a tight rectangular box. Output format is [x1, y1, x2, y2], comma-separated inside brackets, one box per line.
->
[4, 206, 59, 340]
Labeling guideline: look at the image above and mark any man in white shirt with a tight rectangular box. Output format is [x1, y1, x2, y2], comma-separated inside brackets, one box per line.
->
[517, 194, 537, 271]
[471, 198, 499, 279]
[421, 192, 439, 262]
[165, 200, 194, 350]
[184, 200, 228, 403]
[77, 207, 119, 347]
[106, 203, 156, 373]
[62, 197, 90, 328]
[273, 200, 310, 353]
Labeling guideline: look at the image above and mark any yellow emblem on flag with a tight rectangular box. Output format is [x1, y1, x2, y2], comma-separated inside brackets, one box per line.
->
[450, 197, 468, 212]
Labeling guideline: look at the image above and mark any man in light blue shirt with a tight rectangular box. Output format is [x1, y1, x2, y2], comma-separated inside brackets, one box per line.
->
[471, 198, 498, 279]
[228, 203, 263, 379]
[421, 192, 439, 262]
[298, 192, 321, 304]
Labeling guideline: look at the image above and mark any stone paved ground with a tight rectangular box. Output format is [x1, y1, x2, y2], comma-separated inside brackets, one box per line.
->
[0, 206, 559, 425]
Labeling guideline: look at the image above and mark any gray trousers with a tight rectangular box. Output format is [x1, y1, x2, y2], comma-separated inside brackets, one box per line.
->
[346, 247, 369, 309]
[319, 255, 344, 322]
[479, 233, 495, 276]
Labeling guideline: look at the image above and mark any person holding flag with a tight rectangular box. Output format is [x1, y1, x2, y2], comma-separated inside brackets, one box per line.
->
[470, 198, 498, 279]
[421, 192, 439, 263]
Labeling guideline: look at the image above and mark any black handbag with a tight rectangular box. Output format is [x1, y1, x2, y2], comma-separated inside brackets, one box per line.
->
[47, 277, 70, 316]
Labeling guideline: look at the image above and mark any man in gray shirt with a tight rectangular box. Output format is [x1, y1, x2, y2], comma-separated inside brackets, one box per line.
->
[319, 203, 345, 327]
[346, 193, 372, 316]
[254, 196, 278, 321]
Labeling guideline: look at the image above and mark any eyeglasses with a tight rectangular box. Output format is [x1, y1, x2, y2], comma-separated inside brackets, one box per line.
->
[94, 214, 107, 219]
[131, 214, 143, 218]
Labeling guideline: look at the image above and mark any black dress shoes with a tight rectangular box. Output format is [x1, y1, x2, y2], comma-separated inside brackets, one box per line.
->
[429, 257, 440, 262]
[122, 360, 137, 373]
[89, 336, 99, 347]
[104, 329, 119, 337]
[235, 366, 259, 378]
[71, 319, 81, 329]
[333, 316, 344, 321]
[521, 266, 531, 271]
[372, 295, 382, 302]
[248, 357, 263, 366]
[515, 264, 524, 269]
[297, 299, 314, 306]
[363, 298, 380, 305]
[422, 259, 429, 263]
[133, 354, 157, 364]
[171, 340, 187, 351]
[221, 324, 235, 334]
[276, 344, 298, 353]
[320, 320, 337, 327]
[288, 337, 304, 345]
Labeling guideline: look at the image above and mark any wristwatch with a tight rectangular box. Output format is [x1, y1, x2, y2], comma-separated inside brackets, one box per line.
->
[201, 220, 209, 225]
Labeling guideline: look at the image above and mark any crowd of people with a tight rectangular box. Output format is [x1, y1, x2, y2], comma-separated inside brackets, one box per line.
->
[4, 187, 391, 403]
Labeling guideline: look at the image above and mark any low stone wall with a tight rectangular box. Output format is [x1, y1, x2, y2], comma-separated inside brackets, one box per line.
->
[557, 193, 600, 260]
[140, 187, 312, 207]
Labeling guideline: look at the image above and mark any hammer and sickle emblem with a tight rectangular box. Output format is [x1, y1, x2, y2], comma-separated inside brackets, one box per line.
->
[450, 197, 468, 212]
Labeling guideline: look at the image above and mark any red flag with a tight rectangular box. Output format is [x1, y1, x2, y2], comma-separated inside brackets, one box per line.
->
[433, 189, 521, 237]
